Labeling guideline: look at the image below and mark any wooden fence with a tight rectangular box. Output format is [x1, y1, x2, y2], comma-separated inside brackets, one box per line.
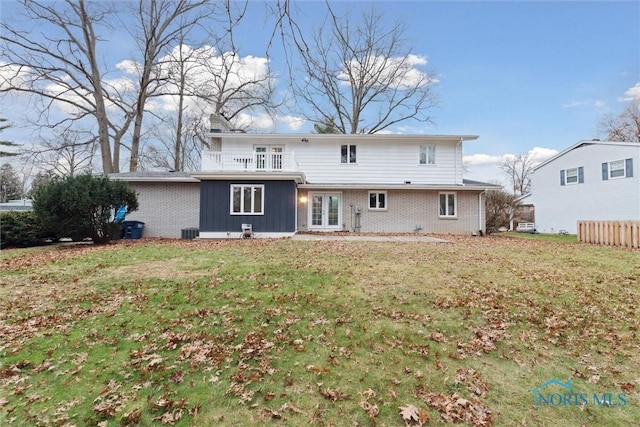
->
[577, 220, 640, 249]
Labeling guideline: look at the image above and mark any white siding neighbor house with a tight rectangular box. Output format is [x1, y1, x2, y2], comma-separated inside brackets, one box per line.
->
[112, 118, 499, 238]
[530, 140, 640, 234]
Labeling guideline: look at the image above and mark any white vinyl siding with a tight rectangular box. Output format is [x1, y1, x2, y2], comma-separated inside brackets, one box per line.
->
[419, 145, 436, 165]
[216, 136, 464, 185]
[532, 143, 639, 234]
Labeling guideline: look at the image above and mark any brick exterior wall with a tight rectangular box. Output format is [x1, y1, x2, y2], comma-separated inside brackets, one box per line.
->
[297, 189, 484, 235]
[124, 182, 200, 238]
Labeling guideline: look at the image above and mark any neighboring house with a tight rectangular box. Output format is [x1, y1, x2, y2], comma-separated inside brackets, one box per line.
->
[530, 140, 639, 234]
[112, 124, 498, 238]
[513, 193, 535, 231]
[0, 199, 33, 212]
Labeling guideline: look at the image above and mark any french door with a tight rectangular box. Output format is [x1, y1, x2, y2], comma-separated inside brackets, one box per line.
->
[309, 193, 341, 230]
[254, 145, 283, 170]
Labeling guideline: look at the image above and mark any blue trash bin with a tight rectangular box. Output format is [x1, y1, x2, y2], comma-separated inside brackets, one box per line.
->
[123, 221, 145, 239]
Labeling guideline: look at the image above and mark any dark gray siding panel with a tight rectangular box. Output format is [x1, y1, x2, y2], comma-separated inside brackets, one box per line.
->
[200, 180, 296, 233]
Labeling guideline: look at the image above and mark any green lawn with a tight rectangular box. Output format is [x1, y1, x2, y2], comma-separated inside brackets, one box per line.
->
[1, 237, 638, 426]
[496, 231, 578, 244]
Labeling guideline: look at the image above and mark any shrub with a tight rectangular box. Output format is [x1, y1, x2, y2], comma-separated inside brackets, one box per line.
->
[0, 211, 49, 249]
[32, 174, 138, 245]
[485, 190, 520, 234]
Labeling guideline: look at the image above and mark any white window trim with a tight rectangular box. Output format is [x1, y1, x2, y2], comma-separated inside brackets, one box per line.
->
[438, 192, 457, 218]
[608, 160, 626, 179]
[565, 167, 579, 185]
[230, 184, 265, 215]
[368, 191, 388, 211]
[419, 145, 436, 165]
[340, 144, 357, 164]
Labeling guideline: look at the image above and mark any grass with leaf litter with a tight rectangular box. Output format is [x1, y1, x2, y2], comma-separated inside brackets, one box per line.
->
[1, 236, 638, 426]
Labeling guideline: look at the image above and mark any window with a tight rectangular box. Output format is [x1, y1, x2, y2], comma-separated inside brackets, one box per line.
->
[560, 167, 583, 185]
[230, 184, 264, 215]
[439, 192, 456, 217]
[341, 145, 357, 163]
[602, 158, 633, 180]
[419, 145, 436, 165]
[609, 160, 625, 178]
[368, 192, 387, 210]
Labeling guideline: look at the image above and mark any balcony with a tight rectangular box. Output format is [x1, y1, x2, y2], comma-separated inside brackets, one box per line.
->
[202, 151, 299, 172]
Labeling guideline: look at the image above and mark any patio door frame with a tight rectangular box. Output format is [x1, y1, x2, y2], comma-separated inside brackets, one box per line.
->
[308, 192, 342, 231]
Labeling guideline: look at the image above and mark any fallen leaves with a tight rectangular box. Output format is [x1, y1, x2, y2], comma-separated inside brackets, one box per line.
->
[319, 385, 351, 402]
[399, 403, 429, 426]
[416, 385, 492, 426]
[2, 237, 639, 426]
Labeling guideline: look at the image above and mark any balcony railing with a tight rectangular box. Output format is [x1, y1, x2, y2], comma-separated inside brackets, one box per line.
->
[202, 151, 298, 172]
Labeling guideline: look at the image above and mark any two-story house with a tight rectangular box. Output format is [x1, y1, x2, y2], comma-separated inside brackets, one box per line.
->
[112, 126, 497, 238]
[529, 140, 639, 234]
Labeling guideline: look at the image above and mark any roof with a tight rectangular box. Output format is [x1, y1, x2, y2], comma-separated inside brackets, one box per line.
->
[109, 172, 498, 190]
[192, 171, 306, 183]
[298, 179, 500, 191]
[211, 133, 479, 143]
[533, 140, 640, 171]
[108, 171, 199, 183]
[462, 179, 502, 188]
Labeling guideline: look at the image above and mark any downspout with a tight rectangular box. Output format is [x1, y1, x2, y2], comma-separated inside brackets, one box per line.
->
[455, 137, 463, 184]
[479, 190, 487, 235]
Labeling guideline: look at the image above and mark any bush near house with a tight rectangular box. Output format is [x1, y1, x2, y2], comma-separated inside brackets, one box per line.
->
[0, 211, 49, 249]
[485, 190, 520, 233]
[31, 174, 138, 245]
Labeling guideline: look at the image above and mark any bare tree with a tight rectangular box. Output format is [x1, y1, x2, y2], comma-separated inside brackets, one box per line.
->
[192, 1, 278, 131]
[276, 5, 437, 134]
[0, 163, 24, 202]
[500, 152, 534, 196]
[36, 130, 97, 177]
[141, 112, 205, 171]
[146, 1, 278, 170]
[485, 189, 520, 234]
[124, 0, 209, 171]
[1, 0, 209, 173]
[1, 0, 119, 172]
[600, 100, 640, 142]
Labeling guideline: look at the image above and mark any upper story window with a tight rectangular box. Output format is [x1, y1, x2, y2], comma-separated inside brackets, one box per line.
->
[602, 158, 633, 180]
[368, 191, 387, 210]
[560, 166, 583, 185]
[419, 145, 436, 165]
[341, 145, 357, 163]
[230, 184, 264, 215]
[609, 160, 625, 178]
[438, 192, 457, 218]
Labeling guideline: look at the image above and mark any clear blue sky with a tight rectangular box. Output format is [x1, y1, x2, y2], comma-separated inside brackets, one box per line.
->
[2, 0, 639, 184]
[263, 1, 640, 182]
